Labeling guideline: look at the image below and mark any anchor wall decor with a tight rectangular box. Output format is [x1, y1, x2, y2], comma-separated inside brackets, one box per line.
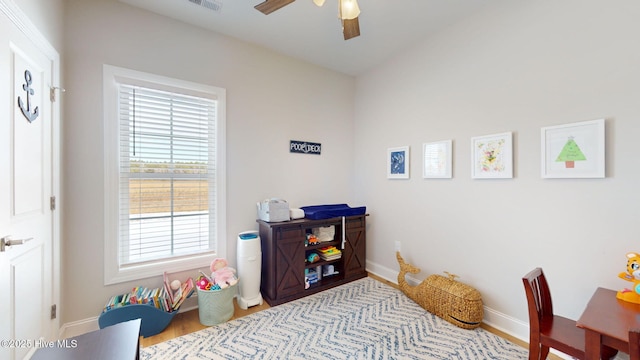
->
[17, 69, 39, 123]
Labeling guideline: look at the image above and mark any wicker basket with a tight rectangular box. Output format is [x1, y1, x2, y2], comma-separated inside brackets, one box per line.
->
[197, 283, 237, 326]
[424, 275, 484, 329]
[411, 273, 483, 329]
[397, 252, 483, 329]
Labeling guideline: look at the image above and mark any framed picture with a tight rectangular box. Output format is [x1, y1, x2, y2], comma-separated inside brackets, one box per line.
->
[423, 140, 452, 178]
[541, 119, 605, 178]
[471, 132, 513, 179]
[387, 146, 410, 179]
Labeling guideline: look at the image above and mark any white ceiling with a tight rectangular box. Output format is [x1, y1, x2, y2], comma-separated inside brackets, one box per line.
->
[119, 0, 495, 76]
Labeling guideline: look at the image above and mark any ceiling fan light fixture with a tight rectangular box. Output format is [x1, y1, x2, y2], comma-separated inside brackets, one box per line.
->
[313, 0, 325, 7]
[342, 17, 360, 40]
[254, 0, 296, 15]
[339, 0, 360, 20]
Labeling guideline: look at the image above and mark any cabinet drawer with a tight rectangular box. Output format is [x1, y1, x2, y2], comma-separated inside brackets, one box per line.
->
[345, 216, 365, 229]
[275, 226, 304, 240]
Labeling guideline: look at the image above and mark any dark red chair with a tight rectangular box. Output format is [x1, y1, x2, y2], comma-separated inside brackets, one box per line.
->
[629, 328, 640, 360]
[522, 268, 617, 360]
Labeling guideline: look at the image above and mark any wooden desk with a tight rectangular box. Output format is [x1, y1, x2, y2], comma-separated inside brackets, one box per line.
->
[31, 318, 140, 360]
[577, 287, 640, 360]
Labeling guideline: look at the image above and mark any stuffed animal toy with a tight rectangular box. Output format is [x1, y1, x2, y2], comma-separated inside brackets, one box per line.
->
[170, 279, 182, 291]
[210, 258, 238, 289]
[617, 252, 640, 304]
[197, 277, 212, 290]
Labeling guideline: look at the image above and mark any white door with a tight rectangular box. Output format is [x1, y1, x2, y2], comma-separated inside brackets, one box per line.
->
[0, 3, 59, 360]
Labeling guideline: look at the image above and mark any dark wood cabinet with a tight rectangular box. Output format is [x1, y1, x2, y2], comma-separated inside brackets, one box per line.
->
[342, 215, 366, 277]
[258, 214, 367, 306]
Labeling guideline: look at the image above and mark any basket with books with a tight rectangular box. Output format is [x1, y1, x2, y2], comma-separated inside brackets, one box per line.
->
[98, 272, 195, 337]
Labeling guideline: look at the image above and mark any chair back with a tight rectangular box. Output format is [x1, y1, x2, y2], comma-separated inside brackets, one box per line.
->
[522, 267, 554, 328]
[630, 328, 640, 360]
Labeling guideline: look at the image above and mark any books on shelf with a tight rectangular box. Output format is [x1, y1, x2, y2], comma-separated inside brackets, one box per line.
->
[102, 272, 194, 314]
[171, 277, 195, 310]
[318, 246, 342, 261]
[163, 271, 174, 305]
[305, 268, 320, 285]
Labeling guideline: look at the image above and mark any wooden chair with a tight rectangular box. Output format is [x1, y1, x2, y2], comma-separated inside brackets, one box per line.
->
[522, 268, 617, 360]
[630, 328, 640, 360]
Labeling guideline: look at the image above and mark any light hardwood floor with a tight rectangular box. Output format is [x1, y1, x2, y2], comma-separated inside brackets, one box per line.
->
[140, 294, 270, 348]
[140, 274, 549, 358]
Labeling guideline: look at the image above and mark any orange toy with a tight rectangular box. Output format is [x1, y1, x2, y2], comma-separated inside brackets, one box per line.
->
[617, 252, 640, 304]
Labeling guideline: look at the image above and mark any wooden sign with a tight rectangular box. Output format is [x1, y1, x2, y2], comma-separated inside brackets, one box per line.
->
[290, 140, 321, 155]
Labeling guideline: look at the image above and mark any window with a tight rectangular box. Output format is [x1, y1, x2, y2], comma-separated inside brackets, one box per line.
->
[103, 65, 226, 284]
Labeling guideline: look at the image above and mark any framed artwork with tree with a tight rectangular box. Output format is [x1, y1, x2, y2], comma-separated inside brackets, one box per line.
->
[541, 119, 605, 178]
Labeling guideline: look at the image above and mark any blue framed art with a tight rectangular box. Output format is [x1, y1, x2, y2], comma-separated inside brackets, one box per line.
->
[387, 146, 410, 179]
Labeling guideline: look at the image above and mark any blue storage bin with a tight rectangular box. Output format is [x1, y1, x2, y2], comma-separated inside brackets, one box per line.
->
[300, 204, 366, 220]
[98, 305, 178, 338]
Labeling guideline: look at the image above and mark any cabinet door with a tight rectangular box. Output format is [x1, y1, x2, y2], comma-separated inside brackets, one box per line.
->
[343, 216, 366, 278]
[274, 227, 306, 299]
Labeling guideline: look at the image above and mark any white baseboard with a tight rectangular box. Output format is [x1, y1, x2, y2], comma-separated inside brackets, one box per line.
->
[366, 259, 530, 342]
[367, 260, 591, 360]
[482, 306, 529, 342]
[62, 262, 533, 351]
[59, 316, 99, 339]
[59, 296, 200, 339]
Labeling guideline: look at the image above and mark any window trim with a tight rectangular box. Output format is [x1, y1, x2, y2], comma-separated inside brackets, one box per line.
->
[103, 65, 226, 285]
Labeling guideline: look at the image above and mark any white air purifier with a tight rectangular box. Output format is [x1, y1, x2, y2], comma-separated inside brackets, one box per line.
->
[237, 231, 263, 309]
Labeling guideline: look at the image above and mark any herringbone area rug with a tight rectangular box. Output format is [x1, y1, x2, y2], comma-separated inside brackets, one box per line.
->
[141, 277, 528, 359]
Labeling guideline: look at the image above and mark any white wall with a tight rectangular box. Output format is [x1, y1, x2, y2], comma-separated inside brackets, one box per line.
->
[36, 0, 640, 343]
[62, 0, 355, 325]
[354, 0, 640, 339]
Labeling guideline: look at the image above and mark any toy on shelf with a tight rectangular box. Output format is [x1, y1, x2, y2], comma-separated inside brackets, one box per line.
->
[305, 268, 320, 289]
[323, 264, 339, 277]
[318, 246, 341, 261]
[306, 234, 319, 246]
[616, 252, 640, 304]
[307, 252, 320, 263]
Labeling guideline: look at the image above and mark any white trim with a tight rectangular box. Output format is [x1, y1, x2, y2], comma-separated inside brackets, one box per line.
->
[58, 316, 100, 340]
[60, 296, 199, 339]
[103, 64, 227, 285]
[64, 262, 537, 355]
[0, 0, 58, 59]
[1, 0, 61, 342]
[366, 259, 535, 348]
[482, 306, 528, 343]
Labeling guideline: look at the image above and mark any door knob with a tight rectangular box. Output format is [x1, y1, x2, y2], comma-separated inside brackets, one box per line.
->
[0, 236, 33, 252]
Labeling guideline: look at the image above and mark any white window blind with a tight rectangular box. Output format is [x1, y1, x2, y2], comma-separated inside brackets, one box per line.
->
[118, 84, 217, 266]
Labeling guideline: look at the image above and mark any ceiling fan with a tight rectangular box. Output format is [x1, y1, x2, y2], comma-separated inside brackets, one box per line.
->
[254, 0, 361, 40]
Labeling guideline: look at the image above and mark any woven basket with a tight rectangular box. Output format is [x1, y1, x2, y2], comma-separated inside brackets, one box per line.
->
[197, 283, 237, 326]
[416, 273, 483, 329]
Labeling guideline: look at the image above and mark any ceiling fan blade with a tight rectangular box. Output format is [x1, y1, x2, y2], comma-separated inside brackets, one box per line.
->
[254, 0, 295, 15]
[342, 17, 360, 40]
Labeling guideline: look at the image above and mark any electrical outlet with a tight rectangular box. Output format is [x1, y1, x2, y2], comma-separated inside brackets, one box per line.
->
[394, 241, 401, 253]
